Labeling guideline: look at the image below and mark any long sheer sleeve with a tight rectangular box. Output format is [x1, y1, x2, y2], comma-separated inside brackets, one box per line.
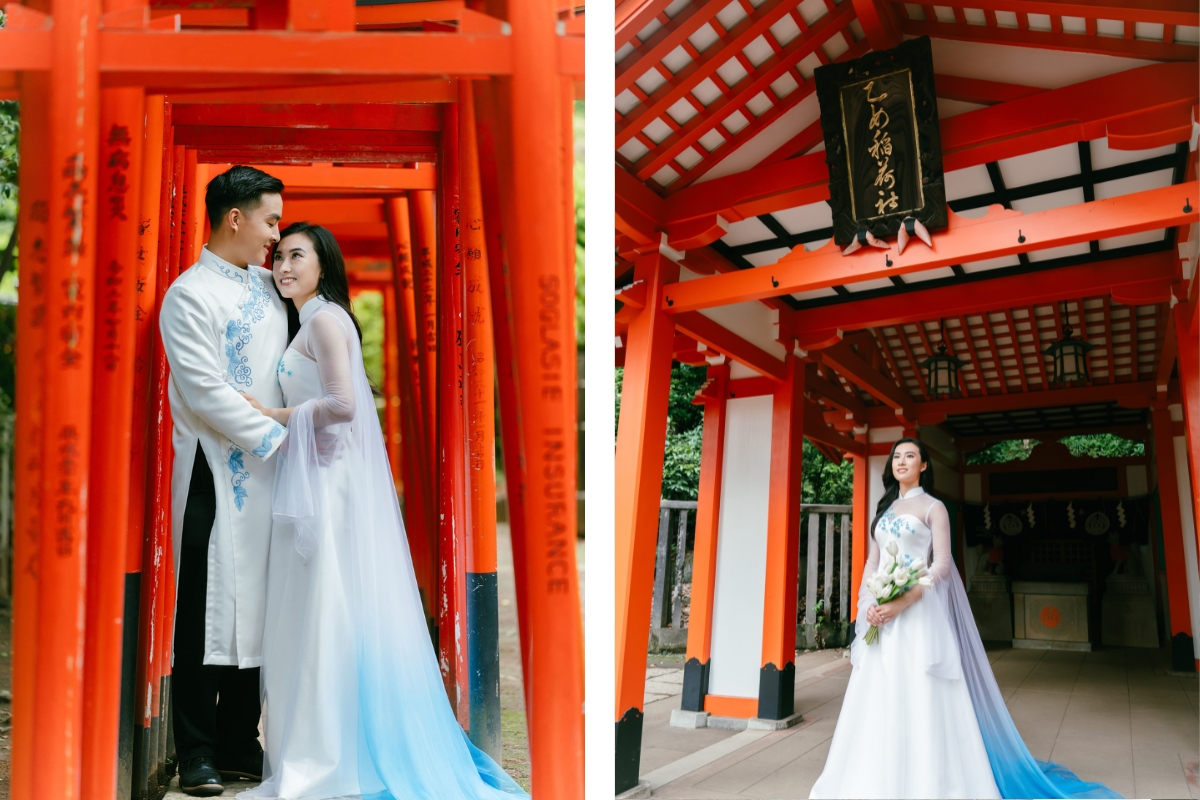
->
[301, 311, 356, 427]
[926, 499, 955, 584]
[849, 528, 881, 666]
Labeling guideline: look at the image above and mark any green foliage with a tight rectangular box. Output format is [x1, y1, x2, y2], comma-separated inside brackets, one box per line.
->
[966, 438, 1039, 465]
[802, 439, 854, 505]
[351, 291, 384, 389]
[615, 364, 855, 504]
[967, 434, 1144, 465]
[0, 101, 16, 205]
[661, 425, 703, 501]
[614, 366, 623, 436]
[1059, 433, 1144, 458]
[667, 364, 706, 435]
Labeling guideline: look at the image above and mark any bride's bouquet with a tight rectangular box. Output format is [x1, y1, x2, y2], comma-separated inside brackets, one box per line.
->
[863, 540, 933, 645]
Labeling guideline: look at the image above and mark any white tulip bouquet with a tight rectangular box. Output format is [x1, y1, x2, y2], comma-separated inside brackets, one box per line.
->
[863, 540, 934, 645]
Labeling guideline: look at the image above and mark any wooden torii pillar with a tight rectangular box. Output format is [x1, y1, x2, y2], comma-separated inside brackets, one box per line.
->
[6, 0, 586, 796]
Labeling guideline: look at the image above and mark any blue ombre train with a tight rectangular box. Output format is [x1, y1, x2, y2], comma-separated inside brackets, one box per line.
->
[944, 573, 1123, 799]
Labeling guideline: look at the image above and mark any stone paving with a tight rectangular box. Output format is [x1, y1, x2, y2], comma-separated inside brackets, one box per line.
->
[633, 645, 1200, 799]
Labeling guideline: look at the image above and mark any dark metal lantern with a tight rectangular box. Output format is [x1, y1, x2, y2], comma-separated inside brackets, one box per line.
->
[1043, 321, 1095, 386]
[920, 340, 966, 399]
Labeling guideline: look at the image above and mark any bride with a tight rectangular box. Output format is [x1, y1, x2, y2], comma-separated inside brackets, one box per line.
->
[809, 438, 1121, 800]
[238, 222, 527, 800]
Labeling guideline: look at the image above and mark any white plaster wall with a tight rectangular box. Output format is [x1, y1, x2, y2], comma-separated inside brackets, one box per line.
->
[697, 300, 787, 361]
[1172, 435, 1200, 656]
[708, 395, 773, 698]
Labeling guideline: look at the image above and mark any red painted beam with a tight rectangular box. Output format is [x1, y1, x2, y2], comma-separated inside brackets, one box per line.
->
[616, 165, 666, 247]
[658, 61, 1197, 226]
[281, 198, 385, 224]
[616, 0, 717, 94]
[630, 5, 858, 180]
[804, 402, 866, 456]
[857, 379, 1159, 426]
[616, 0, 683, 50]
[814, 340, 914, 419]
[900, 17, 1199, 61]
[163, 79, 458, 104]
[616, 0, 844, 148]
[897, 0, 1198, 28]
[172, 125, 438, 149]
[787, 251, 1179, 335]
[672, 310, 786, 381]
[98, 29, 514, 80]
[170, 102, 441, 130]
[248, 162, 436, 192]
[662, 181, 1198, 313]
[0, 29, 53, 70]
[933, 73, 1043, 105]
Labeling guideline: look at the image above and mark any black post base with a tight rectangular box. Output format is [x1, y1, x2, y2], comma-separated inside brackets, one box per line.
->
[1171, 632, 1196, 673]
[467, 571, 502, 761]
[757, 661, 795, 720]
[118, 572, 141, 800]
[615, 707, 645, 795]
[680, 657, 710, 712]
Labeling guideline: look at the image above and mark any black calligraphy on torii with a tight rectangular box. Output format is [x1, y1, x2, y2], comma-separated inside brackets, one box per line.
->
[863, 81, 899, 216]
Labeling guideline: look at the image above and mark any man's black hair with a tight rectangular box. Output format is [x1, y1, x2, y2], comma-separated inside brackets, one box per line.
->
[205, 165, 285, 229]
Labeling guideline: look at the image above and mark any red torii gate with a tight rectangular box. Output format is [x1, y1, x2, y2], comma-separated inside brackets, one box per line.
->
[1, 1, 584, 798]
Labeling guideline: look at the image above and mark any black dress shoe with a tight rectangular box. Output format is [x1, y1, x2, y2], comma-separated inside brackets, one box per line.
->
[178, 757, 225, 796]
[216, 749, 264, 782]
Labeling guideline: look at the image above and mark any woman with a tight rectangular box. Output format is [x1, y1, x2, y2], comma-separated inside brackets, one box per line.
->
[809, 439, 1121, 800]
[238, 222, 527, 800]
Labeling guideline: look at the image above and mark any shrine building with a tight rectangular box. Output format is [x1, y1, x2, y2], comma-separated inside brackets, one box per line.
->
[613, 0, 1199, 793]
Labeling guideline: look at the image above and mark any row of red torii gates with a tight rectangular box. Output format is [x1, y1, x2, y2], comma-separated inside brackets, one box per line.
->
[0, 0, 583, 798]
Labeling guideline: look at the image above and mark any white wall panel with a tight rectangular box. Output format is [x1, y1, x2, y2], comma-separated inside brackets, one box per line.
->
[708, 395, 773, 698]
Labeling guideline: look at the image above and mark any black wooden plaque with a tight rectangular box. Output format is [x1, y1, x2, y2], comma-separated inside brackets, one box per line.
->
[814, 36, 946, 247]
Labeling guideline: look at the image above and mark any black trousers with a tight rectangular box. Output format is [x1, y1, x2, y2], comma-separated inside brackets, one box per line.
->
[171, 446, 263, 763]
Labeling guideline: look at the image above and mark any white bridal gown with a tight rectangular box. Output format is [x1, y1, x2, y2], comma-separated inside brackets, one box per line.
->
[810, 487, 1002, 800]
[239, 299, 526, 800]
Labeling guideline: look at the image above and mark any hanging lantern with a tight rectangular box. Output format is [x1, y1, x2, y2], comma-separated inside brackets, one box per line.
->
[919, 321, 966, 399]
[1043, 305, 1095, 386]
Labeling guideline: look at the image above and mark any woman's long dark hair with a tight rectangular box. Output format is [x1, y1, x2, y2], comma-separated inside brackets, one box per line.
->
[870, 437, 936, 539]
[273, 221, 363, 343]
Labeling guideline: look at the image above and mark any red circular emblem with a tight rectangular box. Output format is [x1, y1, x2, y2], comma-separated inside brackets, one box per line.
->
[1040, 606, 1062, 628]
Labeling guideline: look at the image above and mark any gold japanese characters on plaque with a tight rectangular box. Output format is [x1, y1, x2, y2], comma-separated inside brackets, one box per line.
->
[814, 36, 947, 248]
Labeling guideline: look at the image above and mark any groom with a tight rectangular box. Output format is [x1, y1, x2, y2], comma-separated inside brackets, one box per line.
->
[159, 165, 290, 796]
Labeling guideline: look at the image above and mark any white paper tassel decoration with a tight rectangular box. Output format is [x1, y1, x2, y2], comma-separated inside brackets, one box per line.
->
[1116, 500, 1126, 528]
[1067, 501, 1076, 529]
[1026, 502, 1036, 528]
[984, 503, 992, 530]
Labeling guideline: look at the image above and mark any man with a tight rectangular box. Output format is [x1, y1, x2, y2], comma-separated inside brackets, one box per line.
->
[159, 165, 289, 796]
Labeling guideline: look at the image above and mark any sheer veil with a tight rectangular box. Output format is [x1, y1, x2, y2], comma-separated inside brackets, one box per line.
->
[852, 492, 1122, 800]
[268, 303, 527, 799]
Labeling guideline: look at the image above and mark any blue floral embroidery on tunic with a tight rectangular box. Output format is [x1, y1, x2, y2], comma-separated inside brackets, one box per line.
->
[252, 423, 284, 458]
[880, 508, 917, 538]
[228, 446, 249, 511]
[224, 270, 270, 388]
[213, 260, 248, 284]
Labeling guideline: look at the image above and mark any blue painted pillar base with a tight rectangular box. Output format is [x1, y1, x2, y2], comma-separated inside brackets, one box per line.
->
[467, 570, 501, 762]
